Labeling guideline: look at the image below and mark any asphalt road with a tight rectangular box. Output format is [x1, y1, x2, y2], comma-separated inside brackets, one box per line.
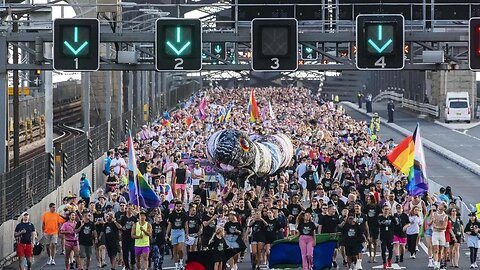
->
[370, 101, 480, 166]
[344, 104, 480, 206]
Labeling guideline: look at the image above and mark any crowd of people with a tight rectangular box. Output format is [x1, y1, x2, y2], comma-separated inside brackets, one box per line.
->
[13, 87, 480, 270]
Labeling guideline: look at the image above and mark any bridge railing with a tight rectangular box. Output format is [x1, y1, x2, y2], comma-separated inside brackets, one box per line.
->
[374, 90, 440, 118]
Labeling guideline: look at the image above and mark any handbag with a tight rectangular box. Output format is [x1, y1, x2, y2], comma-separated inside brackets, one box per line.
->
[33, 242, 43, 256]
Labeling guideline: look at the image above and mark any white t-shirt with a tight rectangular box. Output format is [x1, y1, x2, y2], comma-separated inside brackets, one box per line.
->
[110, 158, 126, 176]
[191, 167, 204, 186]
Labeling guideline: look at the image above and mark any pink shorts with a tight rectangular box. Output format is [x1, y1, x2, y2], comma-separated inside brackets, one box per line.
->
[393, 235, 407, 245]
[135, 246, 150, 256]
[176, 184, 186, 190]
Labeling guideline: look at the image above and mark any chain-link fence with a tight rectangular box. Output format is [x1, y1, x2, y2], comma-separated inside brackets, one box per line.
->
[0, 154, 49, 224]
[90, 122, 109, 159]
[60, 134, 89, 180]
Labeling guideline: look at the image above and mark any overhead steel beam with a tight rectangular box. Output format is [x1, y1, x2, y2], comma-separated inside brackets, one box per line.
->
[6, 63, 453, 71]
[3, 31, 469, 43]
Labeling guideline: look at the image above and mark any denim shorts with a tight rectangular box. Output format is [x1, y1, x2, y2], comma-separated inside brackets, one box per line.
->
[171, 229, 185, 245]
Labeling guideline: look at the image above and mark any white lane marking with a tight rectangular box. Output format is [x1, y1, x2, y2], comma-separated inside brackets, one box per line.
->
[451, 129, 480, 141]
[419, 241, 428, 255]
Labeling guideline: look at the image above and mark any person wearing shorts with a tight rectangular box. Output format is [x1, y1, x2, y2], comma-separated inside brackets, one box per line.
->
[393, 204, 409, 263]
[166, 201, 188, 270]
[15, 212, 36, 270]
[132, 211, 152, 270]
[77, 212, 97, 270]
[101, 212, 122, 269]
[41, 203, 64, 265]
[174, 161, 189, 202]
[186, 206, 201, 252]
[60, 212, 82, 270]
[431, 203, 448, 270]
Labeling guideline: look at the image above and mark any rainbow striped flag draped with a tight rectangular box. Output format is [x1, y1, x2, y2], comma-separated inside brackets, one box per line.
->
[387, 124, 428, 196]
[127, 131, 160, 208]
[247, 89, 261, 123]
[198, 96, 207, 120]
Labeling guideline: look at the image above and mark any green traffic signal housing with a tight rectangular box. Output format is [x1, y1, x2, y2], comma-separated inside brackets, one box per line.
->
[156, 18, 202, 71]
[53, 18, 99, 72]
[356, 14, 404, 70]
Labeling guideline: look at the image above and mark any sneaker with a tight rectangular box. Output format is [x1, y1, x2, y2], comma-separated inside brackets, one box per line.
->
[332, 261, 338, 268]
[356, 260, 363, 270]
[395, 257, 399, 264]
[383, 263, 387, 269]
[51, 259, 56, 265]
[471, 264, 475, 269]
[388, 259, 392, 267]
[98, 262, 102, 268]
[411, 254, 416, 259]
[428, 259, 434, 268]
[475, 262, 479, 268]
[47, 258, 52, 265]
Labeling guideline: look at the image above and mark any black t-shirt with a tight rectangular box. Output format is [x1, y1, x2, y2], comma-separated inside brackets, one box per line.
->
[103, 221, 119, 242]
[209, 236, 227, 254]
[321, 214, 339, 233]
[168, 211, 188, 230]
[115, 211, 126, 222]
[298, 221, 317, 236]
[202, 213, 217, 238]
[151, 222, 167, 245]
[267, 179, 278, 191]
[289, 182, 301, 195]
[78, 222, 96, 246]
[287, 203, 302, 224]
[342, 222, 361, 245]
[138, 161, 148, 175]
[193, 188, 208, 206]
[265, 218, 278, 234]
[302, 171, 315, 185]
[15, 222, 35, 244]
[234, 208, 250, 227]
[93, 212, 105, 233]
[187, 215, 201, 234]
[322, 178, 333, 191]
[365, 204, 381, 228]
[378, 215, 395, 241]
[353, 213, 368, 234]
[175, 168, 187, 184]
[250, 220, 267, 240]
[224, 221, 242, 236]
[119, 215, 138, 240]
[465, 221, 480, 237]
[393, 213, 409, 237]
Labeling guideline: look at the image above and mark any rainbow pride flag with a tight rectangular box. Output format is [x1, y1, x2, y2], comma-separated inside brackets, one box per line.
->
[387, 124, 428, 196]
[247, 89, 261, 123]
[198, 96, 207, 120]
[127, 131, 160, 208]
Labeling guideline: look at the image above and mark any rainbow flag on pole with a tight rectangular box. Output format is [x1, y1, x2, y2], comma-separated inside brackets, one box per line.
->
[198, 96, 207, 120]
[127, 131, 160, 208]
[247, 89, 261, 123]
[387, 124, 428, 196]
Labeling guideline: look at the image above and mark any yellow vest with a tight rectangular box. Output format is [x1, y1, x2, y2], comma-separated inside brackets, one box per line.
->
[134, 222, 150, 247]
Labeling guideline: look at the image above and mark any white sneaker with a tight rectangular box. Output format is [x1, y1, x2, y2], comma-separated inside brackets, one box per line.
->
[475, 262, 478, 268]
[428, 259, 434, 268]
[411, 254, 416, 259]
[356, 260, 363, 270]
[122, 267, 126, 270]
[46, 258, 52, 265]
[51, 259, 56, 265]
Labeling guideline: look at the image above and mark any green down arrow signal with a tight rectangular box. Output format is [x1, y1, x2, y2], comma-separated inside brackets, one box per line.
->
[214, 45, 222, 54]
[63, 26, 89, 56]
[367, 24, 393, 53]
[166, 27, 192, 56]
[305, 47, 313, 53]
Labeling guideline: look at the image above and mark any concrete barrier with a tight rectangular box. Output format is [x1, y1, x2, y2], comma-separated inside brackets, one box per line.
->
[0, 155, 106, 265]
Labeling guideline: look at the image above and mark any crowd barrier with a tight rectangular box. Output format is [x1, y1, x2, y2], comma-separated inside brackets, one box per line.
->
[374, 90, 440, 118]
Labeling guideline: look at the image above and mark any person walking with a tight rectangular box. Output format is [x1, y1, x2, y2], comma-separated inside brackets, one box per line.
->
[150, 213, 167, 270]
[465, 212, 480, 268]
[387, 100, 395, 123]
[60, 212, 82, 270]
[119, 204, 137, 270]
[393, 204, 409, 263]
[15, 212, 37, 270]
[432, 203, 448, 270]
[166, 201, 188, 270]
[41, 202, 64, 265]
[209, 227, 227, 270]
[77, 212, 97, 270]
[449, 208, 463, 268]
[378, 205, 395, 269]
[290, 212, 317, 270]
[80, 173, 92, 205]
[132, 211, 152, 270]
[405, 206, 423, 259]
[366, 93, 373, 113]
[357, 91, 364, 109]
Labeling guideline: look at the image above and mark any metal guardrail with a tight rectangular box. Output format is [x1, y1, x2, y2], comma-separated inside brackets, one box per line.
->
[374, 91, 440, 118]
